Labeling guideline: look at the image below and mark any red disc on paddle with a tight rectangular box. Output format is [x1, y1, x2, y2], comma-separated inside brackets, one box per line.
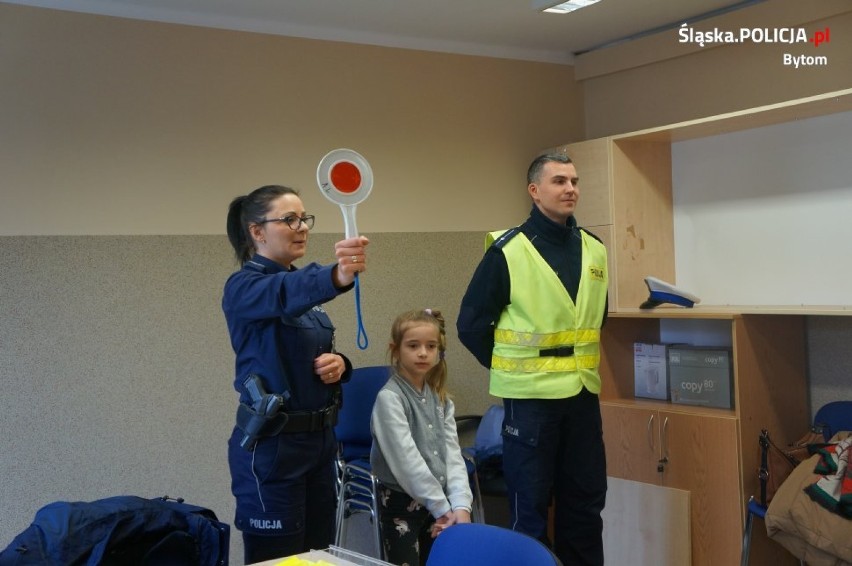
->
[330, 161, 362, 194]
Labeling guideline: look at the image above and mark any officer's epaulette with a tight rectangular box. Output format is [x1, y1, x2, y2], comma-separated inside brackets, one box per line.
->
[578, 226, 603, 244]
[490, 227, 521, 250]
[244, 260, 268, 273]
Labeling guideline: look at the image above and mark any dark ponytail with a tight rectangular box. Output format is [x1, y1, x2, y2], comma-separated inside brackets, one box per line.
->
[225, 185, 299, 265]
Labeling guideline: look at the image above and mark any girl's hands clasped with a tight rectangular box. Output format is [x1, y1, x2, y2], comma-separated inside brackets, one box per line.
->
[332, 236, 370, 288]
[430, 508, 471, 538]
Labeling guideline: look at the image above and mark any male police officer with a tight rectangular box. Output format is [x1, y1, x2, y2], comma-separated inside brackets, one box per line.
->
[457, 153, 608, 566]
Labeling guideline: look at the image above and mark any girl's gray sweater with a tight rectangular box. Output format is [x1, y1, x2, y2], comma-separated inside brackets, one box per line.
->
[370, 372, 473, 518]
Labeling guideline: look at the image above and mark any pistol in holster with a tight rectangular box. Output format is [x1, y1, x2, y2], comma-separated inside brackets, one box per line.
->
[236, 374, 288, 451]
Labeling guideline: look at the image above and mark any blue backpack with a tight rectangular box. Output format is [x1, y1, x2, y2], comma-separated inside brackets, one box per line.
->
[0, 495, 229, 566]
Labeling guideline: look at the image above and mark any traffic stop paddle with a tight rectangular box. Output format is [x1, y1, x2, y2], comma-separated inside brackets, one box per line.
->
[316, 148, 373, 349]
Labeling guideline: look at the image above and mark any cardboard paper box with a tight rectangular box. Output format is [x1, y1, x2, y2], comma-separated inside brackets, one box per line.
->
[668, 346, 733, 409]
[633, 343, 669, 400]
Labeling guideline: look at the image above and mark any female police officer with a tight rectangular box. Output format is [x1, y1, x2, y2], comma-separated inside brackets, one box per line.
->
[223, 184, 369, 563]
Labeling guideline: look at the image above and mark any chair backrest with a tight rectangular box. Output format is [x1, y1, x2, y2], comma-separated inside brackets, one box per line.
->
[425, 523, 561, 566]
[474, 404, 505, 460]
[814, 400, 852, 441]
[335, 365, 390, 461]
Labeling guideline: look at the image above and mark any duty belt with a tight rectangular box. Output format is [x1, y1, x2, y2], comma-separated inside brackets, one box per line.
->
[236, 401, 340, 446]
[280, 404, 339, 433]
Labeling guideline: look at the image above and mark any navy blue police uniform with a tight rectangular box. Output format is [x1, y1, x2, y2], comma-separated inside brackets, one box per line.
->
[457, 205, 608, 566]
[222, 253, 353, 556]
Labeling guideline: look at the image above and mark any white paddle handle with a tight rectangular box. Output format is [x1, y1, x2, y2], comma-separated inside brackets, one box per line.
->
[341, 204, 358, 239]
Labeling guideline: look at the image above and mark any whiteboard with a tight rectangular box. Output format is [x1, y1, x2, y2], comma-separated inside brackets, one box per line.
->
[671, 110, 852, 306]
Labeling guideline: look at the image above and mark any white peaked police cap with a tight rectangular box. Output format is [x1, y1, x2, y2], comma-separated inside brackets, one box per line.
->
[640, 276, 701, 309]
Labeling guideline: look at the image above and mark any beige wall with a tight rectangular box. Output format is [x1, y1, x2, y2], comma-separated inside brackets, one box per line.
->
[577, 0, 852, 137]
[0, 3, 584, 237]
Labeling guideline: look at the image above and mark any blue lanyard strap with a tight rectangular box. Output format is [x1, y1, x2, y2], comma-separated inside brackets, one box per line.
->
[354, 274, 368, 350]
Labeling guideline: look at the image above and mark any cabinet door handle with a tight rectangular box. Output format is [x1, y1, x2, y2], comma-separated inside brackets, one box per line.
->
[647, 414, 656, 452]
[656, 416, 671, 472]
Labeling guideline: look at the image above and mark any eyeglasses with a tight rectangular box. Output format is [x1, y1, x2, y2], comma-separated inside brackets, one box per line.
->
[258, 214, 315, 230]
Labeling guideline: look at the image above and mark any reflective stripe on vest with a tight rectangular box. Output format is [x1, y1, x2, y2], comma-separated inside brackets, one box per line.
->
[493, 328, 600, 348]
[491, 353, 600, 373]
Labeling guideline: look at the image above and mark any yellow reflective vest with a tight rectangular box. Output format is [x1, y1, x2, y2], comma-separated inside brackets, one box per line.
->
[487, 229, 608, 399]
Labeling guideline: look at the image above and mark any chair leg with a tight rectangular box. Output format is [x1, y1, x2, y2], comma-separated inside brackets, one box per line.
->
[372, 505, 383, 560]
[469, 469, 485, 523]
[740, 507, 754, 566]
[335, 480, 366, 547]
[371, 477, 384, 560]
[462, 452, 486, 524]
[740, 500, 805, 566]
[334, 478, 355, 547]
[337, 499, 369, 549]
[334, 491, 346, 547]
[334, 477, 385, 560]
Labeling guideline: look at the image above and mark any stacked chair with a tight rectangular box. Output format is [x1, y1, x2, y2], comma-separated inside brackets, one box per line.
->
[333, 365, 492, 559]
[333, 365, 391, 559]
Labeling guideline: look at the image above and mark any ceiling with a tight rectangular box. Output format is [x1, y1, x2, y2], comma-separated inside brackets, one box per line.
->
[4, 0, 762, 63]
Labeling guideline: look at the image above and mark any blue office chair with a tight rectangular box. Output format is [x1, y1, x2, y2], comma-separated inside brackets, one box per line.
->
[740, 400, 852, 566]
[456, 404, 507, 524]
[425, 522, 562, 566]
[813, 400, 852, 441]
[740, 495, 800, 566]
[333, 365, 390, 558]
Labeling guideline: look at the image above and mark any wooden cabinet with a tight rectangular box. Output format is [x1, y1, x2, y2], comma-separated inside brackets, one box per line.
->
[599, 312, 810, 565]
[602, 403, 740, 564]
[600, 403, 660, 484]
[547, 89, 852, 564]
[548, 137, 675, 311]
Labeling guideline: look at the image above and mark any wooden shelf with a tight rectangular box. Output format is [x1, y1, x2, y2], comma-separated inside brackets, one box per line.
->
[612, 305, 852, 318]
[613, 88, 852, 143]
[602, 396, 738, 419]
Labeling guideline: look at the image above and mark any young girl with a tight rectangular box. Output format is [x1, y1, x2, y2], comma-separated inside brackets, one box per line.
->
[370, 308, 473, 566]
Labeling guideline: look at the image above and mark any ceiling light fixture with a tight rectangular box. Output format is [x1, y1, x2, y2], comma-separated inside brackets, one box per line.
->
[532, 0, 602, 14]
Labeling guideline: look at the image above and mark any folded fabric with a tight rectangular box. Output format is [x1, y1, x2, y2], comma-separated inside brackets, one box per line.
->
[805, 436, 852, 519]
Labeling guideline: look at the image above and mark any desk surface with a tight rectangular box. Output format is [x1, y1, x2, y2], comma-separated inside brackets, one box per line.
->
[249, 547, 392, 566]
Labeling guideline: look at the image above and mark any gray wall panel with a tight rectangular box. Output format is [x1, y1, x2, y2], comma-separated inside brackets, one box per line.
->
[0, 232, 494, 562]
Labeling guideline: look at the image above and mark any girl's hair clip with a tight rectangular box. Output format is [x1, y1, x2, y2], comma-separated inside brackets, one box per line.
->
[424, 308, 446, 332]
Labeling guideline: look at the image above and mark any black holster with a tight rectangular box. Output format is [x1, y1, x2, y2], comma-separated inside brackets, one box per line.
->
[236, 404, 289, 451]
